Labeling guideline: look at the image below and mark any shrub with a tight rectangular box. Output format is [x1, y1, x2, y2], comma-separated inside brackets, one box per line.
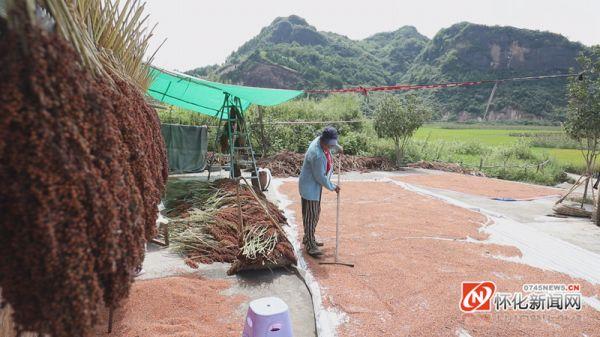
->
[493, 140, 537, 162]
[455, 141, 488, 156]
[373, 94, 430, 165]
[342, 131, 369, 155]
[490, 162, 567, 186]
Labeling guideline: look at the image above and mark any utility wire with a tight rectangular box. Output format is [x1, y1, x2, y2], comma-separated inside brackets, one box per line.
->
[305, 72, 582, 95]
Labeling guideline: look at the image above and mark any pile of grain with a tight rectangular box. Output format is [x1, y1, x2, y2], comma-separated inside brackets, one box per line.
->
[91, 276, 246, 337]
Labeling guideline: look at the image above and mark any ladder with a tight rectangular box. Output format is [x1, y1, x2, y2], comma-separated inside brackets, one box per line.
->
[207, 94, 261, 189]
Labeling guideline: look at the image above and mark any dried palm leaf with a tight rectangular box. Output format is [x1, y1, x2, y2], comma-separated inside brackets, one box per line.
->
[6, 0, 160, 90]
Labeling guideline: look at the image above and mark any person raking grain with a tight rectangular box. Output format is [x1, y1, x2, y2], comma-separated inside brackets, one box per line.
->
[299, 127, 341, 257]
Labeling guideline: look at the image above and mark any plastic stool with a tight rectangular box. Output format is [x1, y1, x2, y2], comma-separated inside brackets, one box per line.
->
[242, 297, 293, 337]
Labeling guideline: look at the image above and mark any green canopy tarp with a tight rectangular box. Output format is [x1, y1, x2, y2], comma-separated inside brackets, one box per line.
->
[148, 66, 303, 117]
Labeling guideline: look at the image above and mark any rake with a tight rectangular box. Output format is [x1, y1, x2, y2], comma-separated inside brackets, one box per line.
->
[319, 154, 354, 268]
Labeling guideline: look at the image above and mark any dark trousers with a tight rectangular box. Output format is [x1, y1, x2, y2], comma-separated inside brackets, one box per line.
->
[301, 197, 321, 250]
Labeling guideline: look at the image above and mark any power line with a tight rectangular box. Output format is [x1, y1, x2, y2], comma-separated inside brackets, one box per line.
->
[304, 73, 581, 95]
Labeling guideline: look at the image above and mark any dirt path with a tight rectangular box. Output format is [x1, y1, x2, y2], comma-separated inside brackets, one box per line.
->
[395, 171, 562, 200]
[279, 180, 600, 337]
[93, 276, 246, 337]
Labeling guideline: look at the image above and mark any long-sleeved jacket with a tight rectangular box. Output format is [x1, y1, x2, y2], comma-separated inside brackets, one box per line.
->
[299, 137, 336, 201]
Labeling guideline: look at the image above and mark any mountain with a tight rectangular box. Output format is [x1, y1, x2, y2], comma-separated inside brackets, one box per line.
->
[187, 15, 428, 89]
[186, 16, 588, 121]
[359, 26, 429, 84]
[402, 22, 587, 120]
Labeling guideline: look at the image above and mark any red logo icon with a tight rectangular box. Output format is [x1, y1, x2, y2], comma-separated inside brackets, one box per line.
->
[460, 281, 496, 312]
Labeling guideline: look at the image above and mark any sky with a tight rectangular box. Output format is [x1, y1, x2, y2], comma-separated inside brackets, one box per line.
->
[145, 0, 600, 71]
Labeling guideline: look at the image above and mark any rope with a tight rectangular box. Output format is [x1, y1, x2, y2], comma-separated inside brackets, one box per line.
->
[252, 120, 363, 125]
[202, 120, 363, 128]
[304, 73, 581, 95]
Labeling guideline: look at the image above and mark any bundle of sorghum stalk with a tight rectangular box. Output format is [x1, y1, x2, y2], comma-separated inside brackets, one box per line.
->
[0, 13, 166, 337]
[165, 179, 296, 274]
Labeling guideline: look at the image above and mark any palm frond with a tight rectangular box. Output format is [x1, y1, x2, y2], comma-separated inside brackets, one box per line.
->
[7, 0, 160, 90]
[72, 0, 160, 90]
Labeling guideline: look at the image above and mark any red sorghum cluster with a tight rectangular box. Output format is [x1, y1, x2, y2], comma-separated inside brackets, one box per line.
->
[0, 22, 167, 337]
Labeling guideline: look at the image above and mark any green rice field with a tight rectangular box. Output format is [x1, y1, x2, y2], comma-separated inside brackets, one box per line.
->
[413, 124, 586, 169]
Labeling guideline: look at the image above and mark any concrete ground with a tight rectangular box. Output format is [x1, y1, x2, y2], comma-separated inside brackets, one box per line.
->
[99, 168, 600, 337]
[339, 169, 600, 255]
[113, 170, 318, 337]
[275, 169, 600, 336]
[392, 169, 600, 257]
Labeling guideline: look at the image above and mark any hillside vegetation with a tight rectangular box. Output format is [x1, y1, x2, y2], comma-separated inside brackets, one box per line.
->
[187, 15, 589, 121]
[403, 22, 586, 121]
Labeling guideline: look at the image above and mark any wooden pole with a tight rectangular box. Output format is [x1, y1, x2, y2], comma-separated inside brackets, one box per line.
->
[595, 172, 600, 225]
[319, 154, 354, 267]
[107, 307, 114, 333]
[556, 175, 584, 205]
[596, 188, 600, 226]
[582, 176, 590, 208]
[239, 176, 284, 232]
[164, 222, 169, 246]
[483, 81, 499, 120]
[257, 106, 268, 157]
[236, 179, 243, 235]
[334, 156, 341, 262]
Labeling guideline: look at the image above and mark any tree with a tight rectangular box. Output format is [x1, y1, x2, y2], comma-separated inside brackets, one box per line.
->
[565, 46, 600, 215]
[373, 94, 430, 166]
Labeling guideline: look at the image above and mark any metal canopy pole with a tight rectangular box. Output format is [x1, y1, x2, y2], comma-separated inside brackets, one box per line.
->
[207, 94, 230, 181]
[228, 95, 235, 179]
